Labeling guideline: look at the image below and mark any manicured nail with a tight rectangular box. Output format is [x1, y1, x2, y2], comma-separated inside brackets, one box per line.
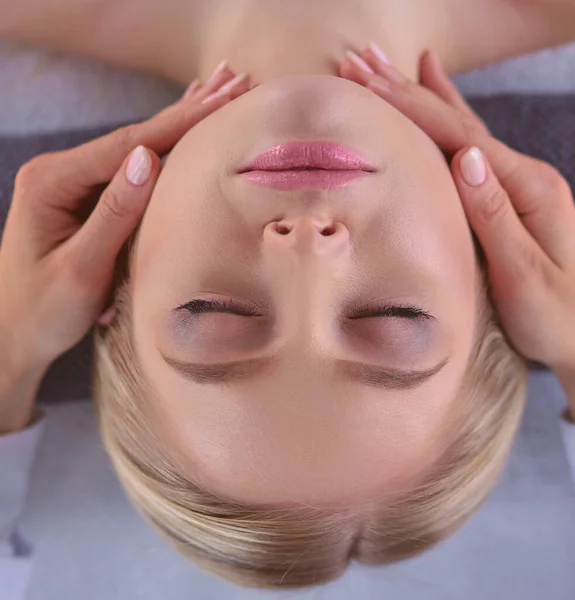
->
[368, 41, 391, 65]
[202, 91, 227, 105]
[201, 73, 247, 104]
[367, 77, 391, 94]
[205, 60, 228, 87]
[346, 50, 375, 74]
[126, 145, 152, 186]
[220, 72, 247, 92]
[181, 78, 200, 99]
[460, 147, 487, 187]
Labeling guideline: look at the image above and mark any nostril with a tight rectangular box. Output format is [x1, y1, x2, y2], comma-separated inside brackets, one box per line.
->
[320, 225, 337, 236]
[274, 222, 292, 235]
[270, 220, 341, 236]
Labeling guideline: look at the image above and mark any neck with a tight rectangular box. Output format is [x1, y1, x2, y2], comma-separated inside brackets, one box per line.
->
[169, 0, 427, 87]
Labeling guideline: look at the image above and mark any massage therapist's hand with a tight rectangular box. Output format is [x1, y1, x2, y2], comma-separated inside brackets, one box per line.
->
[340, 45, 575, 375]
[0, 63, 250, 373]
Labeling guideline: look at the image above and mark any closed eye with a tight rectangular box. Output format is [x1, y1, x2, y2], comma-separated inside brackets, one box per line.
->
[176, 299, 434, 321]
[348, 303, 434, 321]
[176, 298, 264, 317]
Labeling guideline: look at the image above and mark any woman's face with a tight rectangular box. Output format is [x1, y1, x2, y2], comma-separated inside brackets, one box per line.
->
[131, 75, 479, 508]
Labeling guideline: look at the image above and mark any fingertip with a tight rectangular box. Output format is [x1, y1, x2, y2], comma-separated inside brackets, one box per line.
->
[362, 47, 389, 75]
[201, 89, 231, 105]
[125, 146, 153, 186]
[419, 48, 443, 84]
[427, 49, 443, 73]
[146, 148, 163, 177]
[180, 78, 200, 100]
[361, 48, 377, 71]
[458, 146, 488, 188]
[339, 59, 353, 78]
[340, 59, 370, 86]
[124, 146, 162, 188]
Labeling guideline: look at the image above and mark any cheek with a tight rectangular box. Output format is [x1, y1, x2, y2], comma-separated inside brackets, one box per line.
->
[396, 153, 477, 289]
[135, 168, 229, 271]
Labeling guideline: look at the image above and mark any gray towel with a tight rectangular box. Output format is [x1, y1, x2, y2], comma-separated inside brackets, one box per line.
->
[0, 94, 573, 404]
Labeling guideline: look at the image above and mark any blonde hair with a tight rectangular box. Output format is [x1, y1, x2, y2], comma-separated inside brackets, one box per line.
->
[93, 237, 528, 590]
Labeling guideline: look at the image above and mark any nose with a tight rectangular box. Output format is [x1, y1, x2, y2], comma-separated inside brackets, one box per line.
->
[263, 217, 350, 258]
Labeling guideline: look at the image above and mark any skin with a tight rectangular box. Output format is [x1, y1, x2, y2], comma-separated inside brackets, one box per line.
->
[123, 0, 571, 509]
[131, 74, 479, 508]
[3, 0, 574, 506]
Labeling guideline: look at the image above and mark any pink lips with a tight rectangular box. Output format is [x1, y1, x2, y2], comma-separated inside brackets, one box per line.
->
[238, 141, 376, 190]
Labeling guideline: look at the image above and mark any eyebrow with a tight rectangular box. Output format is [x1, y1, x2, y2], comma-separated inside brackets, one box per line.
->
[159, 352, 449, 390]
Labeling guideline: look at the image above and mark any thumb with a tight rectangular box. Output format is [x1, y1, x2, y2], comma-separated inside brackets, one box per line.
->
[70, 145, 161, 285]
[452, 146, 543, 284]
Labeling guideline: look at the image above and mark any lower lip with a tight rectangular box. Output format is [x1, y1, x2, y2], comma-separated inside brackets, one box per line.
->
[239, 170, 368, 190]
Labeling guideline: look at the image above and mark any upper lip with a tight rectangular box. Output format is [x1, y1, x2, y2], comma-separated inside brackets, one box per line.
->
[238, 141, 378, 173]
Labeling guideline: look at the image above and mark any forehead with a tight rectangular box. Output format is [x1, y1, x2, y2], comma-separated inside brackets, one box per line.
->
[139, 343, 470, 507]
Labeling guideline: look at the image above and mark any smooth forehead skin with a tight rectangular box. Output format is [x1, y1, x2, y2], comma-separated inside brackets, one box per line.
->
[130, 75, 479, 508]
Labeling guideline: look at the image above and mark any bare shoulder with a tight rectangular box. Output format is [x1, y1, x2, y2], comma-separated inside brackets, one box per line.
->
[508, 0, 575, 23]
[433, 0, 575, 76]
[0, 0, 205, 82]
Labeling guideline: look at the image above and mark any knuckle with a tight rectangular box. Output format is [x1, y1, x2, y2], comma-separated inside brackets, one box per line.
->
[479, 187, 510, 222]
[517, 248, 543, 281]
[14, 153, 57, 193]
[98, 187, 131, 221]
[535, 162, 570, 198]
[112, 124, 139, 151]
[499, 249, 541, 292]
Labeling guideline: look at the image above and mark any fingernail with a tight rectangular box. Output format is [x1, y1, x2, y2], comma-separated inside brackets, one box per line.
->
[219, 72, 247, 93]
[126, 145, 152, 186]
[201, 73, 247, 104]
[367, 77, 391, 93]
[181, 78, 200, 99]
[368, 41, 392, 65]
[460, 147, 487, 187]
[205, 59, 228, 87]
[202, 90, 228, 105]
[346, 50, 375, 74]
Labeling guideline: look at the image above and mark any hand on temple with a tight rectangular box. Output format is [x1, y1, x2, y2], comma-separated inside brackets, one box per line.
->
[0, 62, 251, 430]
[340, 44, 575, 409]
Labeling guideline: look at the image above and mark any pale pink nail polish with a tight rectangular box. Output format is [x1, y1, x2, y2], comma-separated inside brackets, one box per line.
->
[369, 41, 392, 65]
[368, 78, 391, 93]
[182, 78, 200, 99]
[126, 146, 152, 186]
[202, 89, 228, 104]
[202, 73, 247, 104]
[346, 50, 375, 74]
[205, 60, 228, 87]
[219, 72, 247, 92]
[460, 147, 487, 187]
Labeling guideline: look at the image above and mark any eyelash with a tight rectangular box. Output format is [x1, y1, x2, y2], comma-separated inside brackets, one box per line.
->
[177, 299, 433, 321]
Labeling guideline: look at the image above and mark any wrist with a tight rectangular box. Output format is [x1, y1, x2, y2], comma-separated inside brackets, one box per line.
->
[0, 318, 51, 375]
[0, 324, 50, 433]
